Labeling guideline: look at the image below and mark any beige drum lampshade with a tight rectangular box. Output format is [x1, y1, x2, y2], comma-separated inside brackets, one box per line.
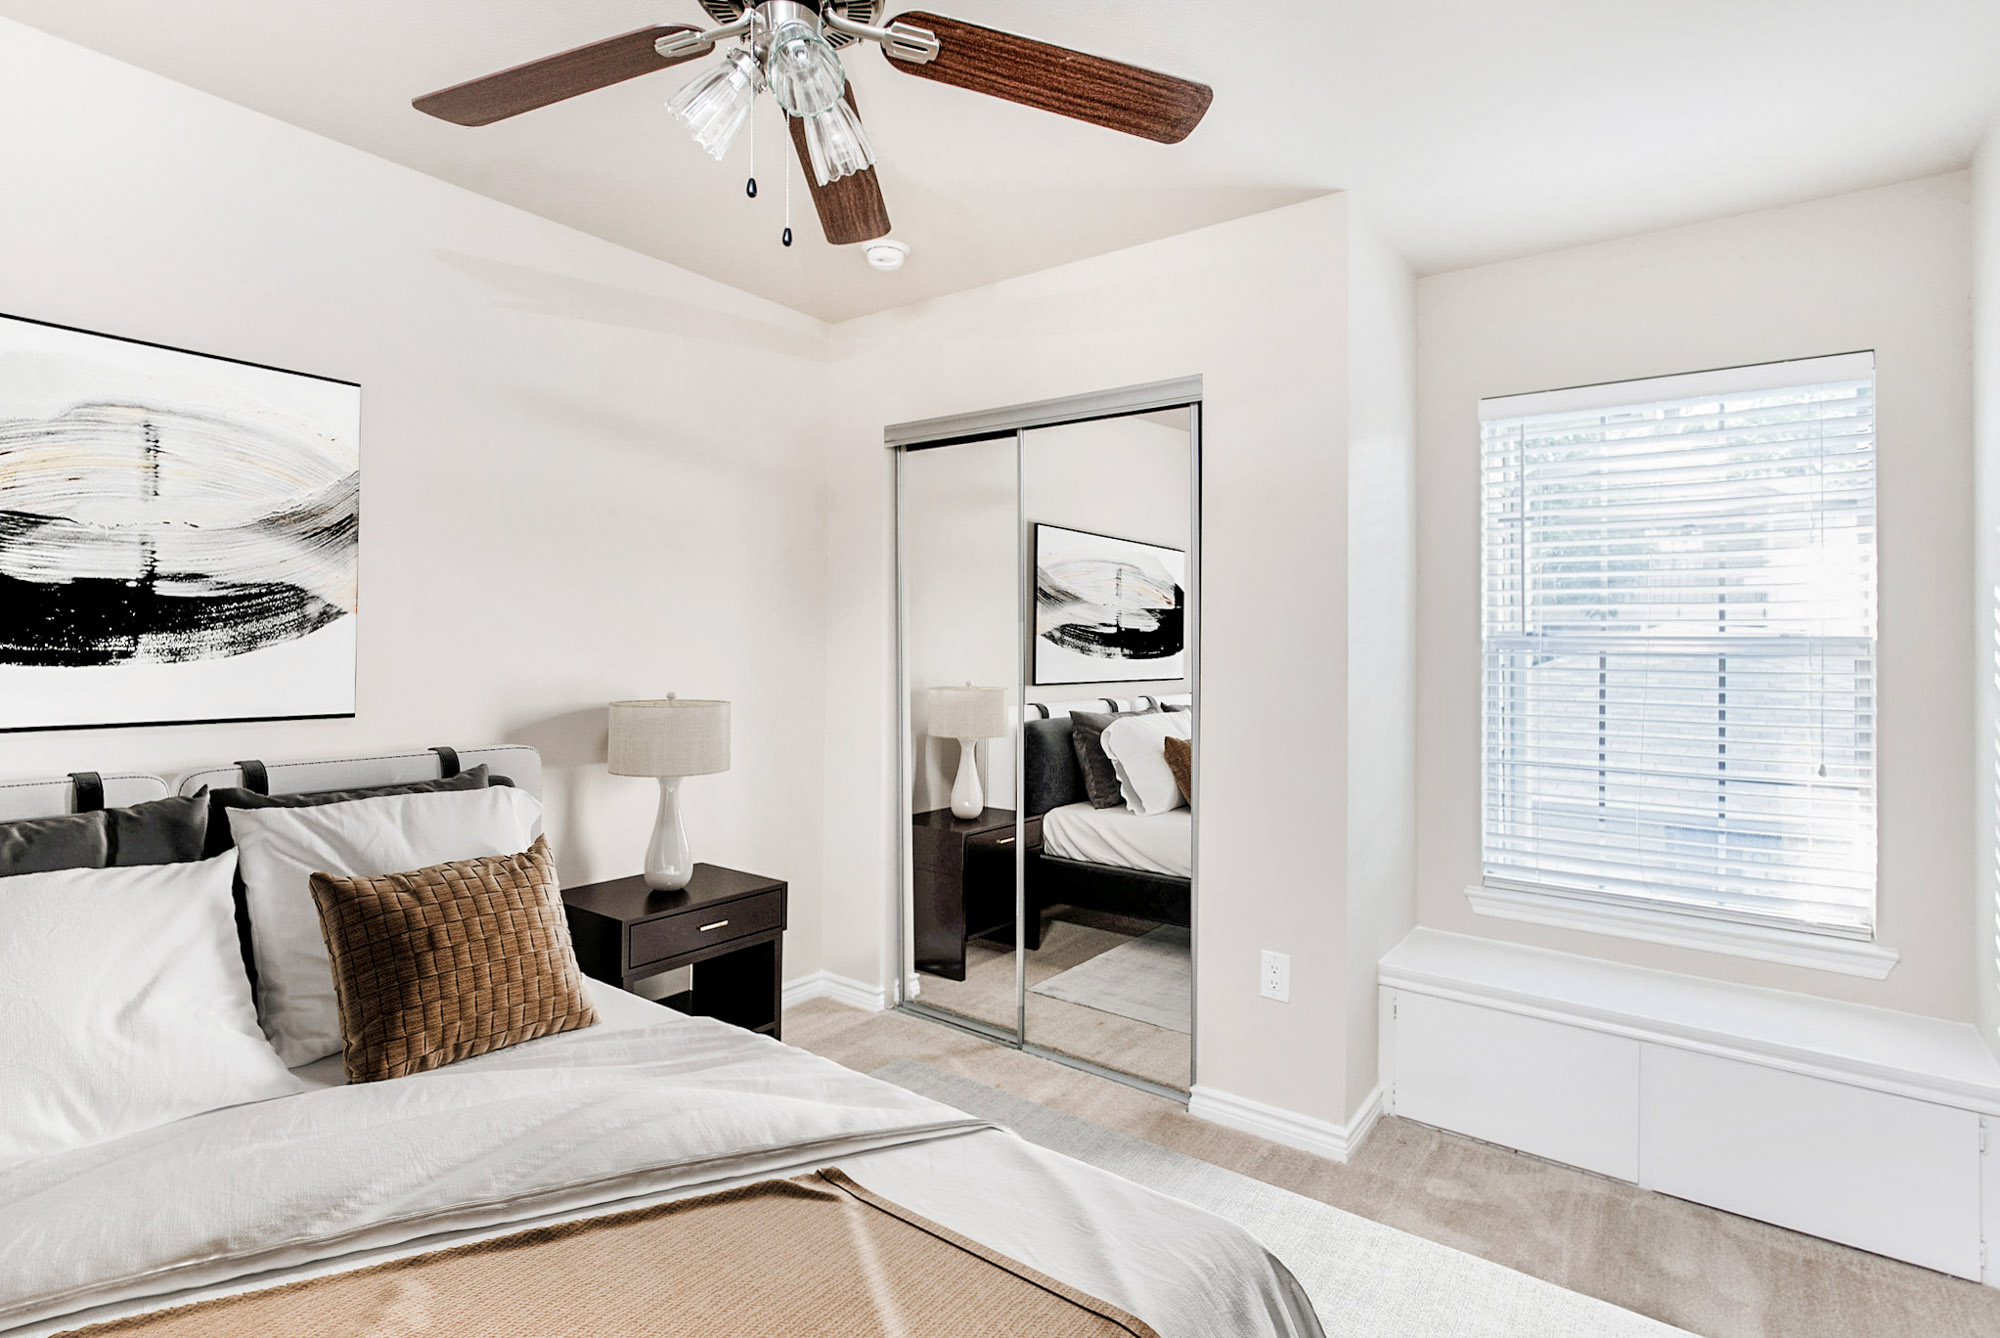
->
[608, 696, 731, 777]
[927, 684, 1008, 741]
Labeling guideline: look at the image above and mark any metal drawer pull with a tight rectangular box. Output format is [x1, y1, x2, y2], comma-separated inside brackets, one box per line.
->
[700, 919, 731, 932]
[995, 836, 1015, 845]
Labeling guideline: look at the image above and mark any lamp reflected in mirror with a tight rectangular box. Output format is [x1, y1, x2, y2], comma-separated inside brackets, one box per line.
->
[928, 683, 1008, 819]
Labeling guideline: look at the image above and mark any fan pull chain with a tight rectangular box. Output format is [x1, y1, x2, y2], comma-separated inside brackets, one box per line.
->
[782, 128, 794, 248]
[745, 98, 758, 199]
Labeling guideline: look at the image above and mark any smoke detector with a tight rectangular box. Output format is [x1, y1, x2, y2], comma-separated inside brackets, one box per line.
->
[864, 239, 910, 272]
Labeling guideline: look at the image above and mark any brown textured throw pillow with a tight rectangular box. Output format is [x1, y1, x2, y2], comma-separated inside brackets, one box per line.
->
[1163, 735, 1193, 807]
[308, 836, 598, 1084]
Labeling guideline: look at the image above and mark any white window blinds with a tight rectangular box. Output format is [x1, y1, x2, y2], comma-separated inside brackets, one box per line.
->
[1480, 353, 1877, 937]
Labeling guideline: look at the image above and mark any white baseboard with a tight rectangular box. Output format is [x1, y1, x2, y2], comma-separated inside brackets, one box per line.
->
[1188, 1083, 1383, 1163]
[781, 970, 888, 1013]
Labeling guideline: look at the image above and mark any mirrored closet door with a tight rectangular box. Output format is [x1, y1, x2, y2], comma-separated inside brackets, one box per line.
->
[1016, 411, 1194, 1091]
[897, 385, 1200, 1096]
[901, 431, 1025, 1043]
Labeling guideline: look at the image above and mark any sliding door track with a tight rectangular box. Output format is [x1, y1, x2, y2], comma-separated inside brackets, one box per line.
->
[895, 1002, 1190, 1107]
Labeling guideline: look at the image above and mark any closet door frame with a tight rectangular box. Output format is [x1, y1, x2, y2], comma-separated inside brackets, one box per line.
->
[890, 377, 1203, 1101]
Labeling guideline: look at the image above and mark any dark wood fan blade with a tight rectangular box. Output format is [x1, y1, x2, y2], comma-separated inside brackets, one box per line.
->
[884, 12, 1212, 144]
[787, 88, 893, 245]
[414, 25, 707, 126]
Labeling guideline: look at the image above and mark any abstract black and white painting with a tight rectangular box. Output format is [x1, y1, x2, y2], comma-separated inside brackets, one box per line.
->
[1033, 524, 1185, 686]
[0, 313, 359, 732]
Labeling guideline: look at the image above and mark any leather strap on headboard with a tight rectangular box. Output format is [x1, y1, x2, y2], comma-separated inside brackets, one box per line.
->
[430, 746, 462, 779]
[67, 771, 105, 813]
[234, 759, 271, 795]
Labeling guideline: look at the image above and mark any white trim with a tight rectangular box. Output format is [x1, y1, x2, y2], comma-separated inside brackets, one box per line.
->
[1464, 884, 1899, 980]
[1478, 350, 1875, 420]
[1188, 1083, 1383, 1163]
[780, 970, 887, 1013]
[1383, 929, 2000, 1115]
[1982, 1116, 2000, 1289]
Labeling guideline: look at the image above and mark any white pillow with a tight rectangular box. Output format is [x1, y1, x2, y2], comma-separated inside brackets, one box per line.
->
[1100, 711, 1194, 816]
[227, 786, 544, 1066]
[0, 852, 303, 1170]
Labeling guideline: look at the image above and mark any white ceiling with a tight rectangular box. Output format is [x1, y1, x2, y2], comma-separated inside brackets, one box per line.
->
[5, 1, 2000, 323]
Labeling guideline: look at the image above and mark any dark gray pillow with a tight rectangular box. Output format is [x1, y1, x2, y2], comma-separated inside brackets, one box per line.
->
[106, 791, 211, 866]
[0, 810, 110, 876]
[1069, 708, 1158, 809]
[204, 764, 493, 858]
[1024, 717, 1084, 817]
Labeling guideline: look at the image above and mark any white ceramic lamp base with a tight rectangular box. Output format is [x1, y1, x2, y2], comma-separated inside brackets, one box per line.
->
[950, 737, 984, 820]
[644, 775, 694, 891]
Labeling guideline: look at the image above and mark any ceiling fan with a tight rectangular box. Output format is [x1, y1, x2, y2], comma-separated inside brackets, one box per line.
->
[413, 2, 1214, 250]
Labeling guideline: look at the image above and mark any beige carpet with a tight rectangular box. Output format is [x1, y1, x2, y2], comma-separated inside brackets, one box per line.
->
[876, 1058, 1688, 1337]
[912, 909, 1191, 1090]
[1032, 926, 1190, 1033]
[788, 999, 2000, 1338]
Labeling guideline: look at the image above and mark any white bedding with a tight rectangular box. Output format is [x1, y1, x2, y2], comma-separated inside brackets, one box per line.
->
[0, 983, 1319, 1338]
[1043, 800, 1193, 878]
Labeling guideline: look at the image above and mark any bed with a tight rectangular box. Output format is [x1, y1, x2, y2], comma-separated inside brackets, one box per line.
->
[1023, 703, 1192, 948]
[0, 747, 1314, 1338]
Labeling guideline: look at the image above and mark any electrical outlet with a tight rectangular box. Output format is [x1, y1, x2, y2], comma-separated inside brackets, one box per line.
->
[1259, 950, 1290, 1002]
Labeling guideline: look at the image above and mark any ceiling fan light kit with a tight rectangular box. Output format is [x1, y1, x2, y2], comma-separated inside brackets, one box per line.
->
[414, 1, 1214, 249]
[667, 46, 762, 160]
[763, 10, 848, 117]
[802, 95, 877, 187]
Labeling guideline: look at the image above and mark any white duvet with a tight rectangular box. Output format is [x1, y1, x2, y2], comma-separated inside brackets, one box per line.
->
[1044, 799, 1194, 877]
[0, 990, 1321, 1338]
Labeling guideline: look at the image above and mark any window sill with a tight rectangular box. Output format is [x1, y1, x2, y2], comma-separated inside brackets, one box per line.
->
[1463, 884, 1899, 980]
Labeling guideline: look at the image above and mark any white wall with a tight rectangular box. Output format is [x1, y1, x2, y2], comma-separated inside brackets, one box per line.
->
[1344, 213, 1418, 1104]
[1974, 129, 2000, 1059]
[1415, 173, 1977, 1021]
[0, 20, 836, 981]
[819, 195, 1410, 1130]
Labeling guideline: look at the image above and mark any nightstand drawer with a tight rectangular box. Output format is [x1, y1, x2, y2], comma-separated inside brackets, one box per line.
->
[628, 890, 782, 971]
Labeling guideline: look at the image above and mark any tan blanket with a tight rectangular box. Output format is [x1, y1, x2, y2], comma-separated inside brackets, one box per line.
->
[60, 1169, 1162, 1337]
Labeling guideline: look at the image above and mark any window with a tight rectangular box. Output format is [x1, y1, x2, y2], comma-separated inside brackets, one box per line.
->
[1480, 353, 1876, 939]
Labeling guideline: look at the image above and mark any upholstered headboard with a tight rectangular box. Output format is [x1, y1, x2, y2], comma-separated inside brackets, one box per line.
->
[1022, 717, 1083, 818]
[175, 744, 543, 802]
[0, 772, 170, 822]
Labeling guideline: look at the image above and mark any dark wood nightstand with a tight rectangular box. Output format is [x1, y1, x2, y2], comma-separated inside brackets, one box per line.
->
[563, 864, 787, 1040]
[911, 807, 1041, 981]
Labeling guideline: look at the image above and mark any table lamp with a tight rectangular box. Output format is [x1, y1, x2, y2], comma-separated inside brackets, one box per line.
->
[608, 694, 731, 891]
[928, 684, 1008, 820]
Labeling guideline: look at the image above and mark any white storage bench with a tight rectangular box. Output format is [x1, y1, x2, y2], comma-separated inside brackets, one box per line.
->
[1379, 928, 2000, 1284]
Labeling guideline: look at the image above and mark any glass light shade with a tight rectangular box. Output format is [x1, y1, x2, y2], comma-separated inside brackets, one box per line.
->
[802, 97, 877, 187]
[764, 20, 845, 118]
[667, 47, 760, 161]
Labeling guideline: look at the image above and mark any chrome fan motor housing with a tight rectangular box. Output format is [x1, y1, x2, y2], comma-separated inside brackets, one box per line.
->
[697, 0, 879, 48]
